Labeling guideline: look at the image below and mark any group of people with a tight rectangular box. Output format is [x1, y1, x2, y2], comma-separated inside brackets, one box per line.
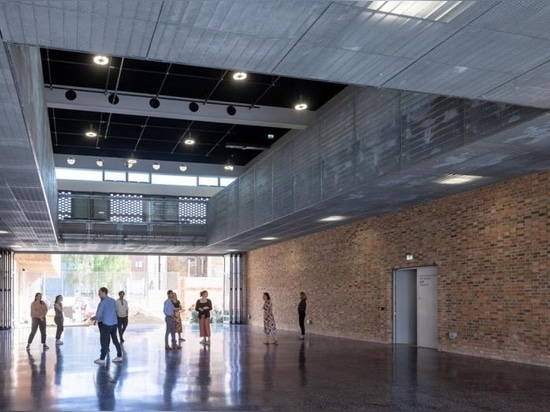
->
[26, 289, 129, 360]
[262, 291, 308, 344]
[163, 289, 213, 350]
[26, 288, 308, 358]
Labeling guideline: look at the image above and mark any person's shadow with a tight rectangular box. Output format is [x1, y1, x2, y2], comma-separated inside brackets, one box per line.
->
[299, 341, 307, 387]
[197, 345, 211, 403]
[28, 350, 47, 409]
[94, 360, 125, 411]
[163, 350, 182, 410]
[55, 345, 63, 386]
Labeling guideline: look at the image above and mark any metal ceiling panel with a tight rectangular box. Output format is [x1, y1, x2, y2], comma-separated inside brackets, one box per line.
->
[149, 0, 327, 71]
[470, 0, 550, 40]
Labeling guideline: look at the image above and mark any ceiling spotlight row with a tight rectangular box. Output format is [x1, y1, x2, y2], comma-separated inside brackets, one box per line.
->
[65, 157, 200, 172]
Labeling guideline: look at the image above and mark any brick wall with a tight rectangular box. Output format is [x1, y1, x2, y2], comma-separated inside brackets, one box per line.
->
[246, 171, 550, 366]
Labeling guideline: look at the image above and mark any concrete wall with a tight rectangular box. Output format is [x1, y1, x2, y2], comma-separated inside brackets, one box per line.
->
[246, 169, 550, 366]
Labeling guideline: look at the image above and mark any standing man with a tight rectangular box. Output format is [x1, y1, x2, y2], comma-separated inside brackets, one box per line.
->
[164, 290, 180, 350]
[91, 287, 123, 364]
[116, 291, 129, 343]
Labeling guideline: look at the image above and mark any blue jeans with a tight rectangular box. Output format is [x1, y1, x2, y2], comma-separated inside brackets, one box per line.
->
[100, 323, 122, 359]
[165, 316, 176, 347]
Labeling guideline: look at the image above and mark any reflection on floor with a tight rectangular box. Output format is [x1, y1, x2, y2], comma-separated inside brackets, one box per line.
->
[1, 324, 549, 411]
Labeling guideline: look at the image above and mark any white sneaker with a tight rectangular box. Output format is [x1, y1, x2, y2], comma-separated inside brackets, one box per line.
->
[55, 340, 63, 345]
[112, 356, 123, 363]
[199, 339, 206, 344]
[94, 358, 105, 365]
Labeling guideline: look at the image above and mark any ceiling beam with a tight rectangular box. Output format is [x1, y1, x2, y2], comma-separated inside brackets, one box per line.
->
[44, 88, 315, 130]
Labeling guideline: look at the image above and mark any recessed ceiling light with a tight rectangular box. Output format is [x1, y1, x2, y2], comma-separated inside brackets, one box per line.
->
[434, 174, 484, 185]
[96, 158, 104, 167]
[233, 72, 247, 80]
[267, 133, 275, 139]
[152, 162, 161, 171]
[93, 55, 109, 65]
[0, 230, 9, 234]
[294, 103, 308, 111]
[179, 164, 188, 172]
[184, 139, 195, 145]
[224, 165, 234, 171]
[319, 216, 348, 222]
[261, 237, 278, 241]
[86, 131, 97, 138]
[66, 156, 76, 165]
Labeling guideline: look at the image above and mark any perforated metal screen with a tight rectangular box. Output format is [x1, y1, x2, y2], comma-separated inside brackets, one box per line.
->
[178, 196, 208, 224]
[58, 191, 71, 220]
[110, 194, 144, 223]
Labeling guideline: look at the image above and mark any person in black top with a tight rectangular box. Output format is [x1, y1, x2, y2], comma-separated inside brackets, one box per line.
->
[298, 292, 307, 339]
[54, 295, 64, 345]
[195, 290, 213, 345]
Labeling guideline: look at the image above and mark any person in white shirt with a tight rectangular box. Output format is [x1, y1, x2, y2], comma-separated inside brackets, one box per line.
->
[116, 291, 129, 343]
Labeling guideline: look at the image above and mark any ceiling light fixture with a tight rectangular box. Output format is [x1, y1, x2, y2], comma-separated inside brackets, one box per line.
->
[294, 103, 308, 110]
[66, 156, 76, 165]
[108, 93, 119, 105]
[261, 237, 278, 241]
[85, 131, 97, 138]
[227, 105, 237, 116]
[224, 164, 234, 171]
[0, 230, 9, 234]
[179, 164, 188, 172]
[233, 72, 247, 80]
[65, 89, 77, 101]
[189, 102, 199, 112]
[10, 244, 22, 249]
[319, 216, 348, 222]
[149, 98, 160, 109]
[93, 55, 109, 65]
[125, 158, 137, 169]
[184, 139, 195, 145]
[225, 144, 267, 151]
[152, 162, 161, 171]
[96, 158, 104, 167]
[434, 174, 484, 185]
[267, 133, 275, 139]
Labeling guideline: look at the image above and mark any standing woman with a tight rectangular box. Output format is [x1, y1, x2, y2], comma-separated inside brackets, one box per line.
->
[262, 293, 278, 345]
[298, 292, 307, 340]
[195, 290, 212, 345]
[54, 295, 64, 345]
[26, 293, 49, 350]
[171, 292, 185, 343]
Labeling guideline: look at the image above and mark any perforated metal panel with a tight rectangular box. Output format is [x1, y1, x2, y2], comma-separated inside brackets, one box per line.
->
[58, 191, 72, 220]
[109, 194, 144, 223]
[178, 196, 208, 224]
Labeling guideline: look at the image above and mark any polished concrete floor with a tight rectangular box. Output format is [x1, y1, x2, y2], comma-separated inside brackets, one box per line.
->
[0, 323, 549, 411]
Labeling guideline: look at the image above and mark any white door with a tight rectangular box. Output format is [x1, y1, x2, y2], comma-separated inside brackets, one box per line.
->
[416, 266, 438, 349]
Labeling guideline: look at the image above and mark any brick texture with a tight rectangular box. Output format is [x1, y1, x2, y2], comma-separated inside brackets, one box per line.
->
[246, 170, 550, 366]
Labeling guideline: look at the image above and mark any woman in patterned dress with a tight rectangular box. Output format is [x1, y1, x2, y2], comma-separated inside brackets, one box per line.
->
[262, 292, 278, 345]
[172, 292, 185, 343]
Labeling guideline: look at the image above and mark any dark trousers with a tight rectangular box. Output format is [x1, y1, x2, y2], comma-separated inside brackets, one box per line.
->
[99, 323, 122, 359]
[28, 317, 47, 344]
[117, 316, 128, 340]
[54, 316, 64, 340]
[298, 312, 306, 335]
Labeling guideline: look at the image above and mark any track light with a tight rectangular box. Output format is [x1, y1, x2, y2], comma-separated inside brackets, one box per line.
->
[108, 93, 119, 105]
[189, 102, 199, 112]
[66, 156, 76, 165]
[227, 105, 237, 116]
[152, 162, 161, 171]
[149, 98, 160, 109]
[179, 164, 187, 172]
[65, 89, 77, 101]
[96, 158, 104, 167]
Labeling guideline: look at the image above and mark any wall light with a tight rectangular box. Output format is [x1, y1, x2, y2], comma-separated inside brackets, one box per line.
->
[149, 98, 160, 109]
[227, 105, 237, 116]
[125, 158, 137, 169]
[224, 164, 234, 171]
[434, 174, 484, 185]
[96, 158, 104, 167]
[152, 162, 161, 171]
[179, 164, 188, 172]
[66, 156, 76, 165]
[261, 237, 278, 241]
[93, 55, 109, 65]
[318, 216, 347, 222]
[406, 253, 414, 261]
